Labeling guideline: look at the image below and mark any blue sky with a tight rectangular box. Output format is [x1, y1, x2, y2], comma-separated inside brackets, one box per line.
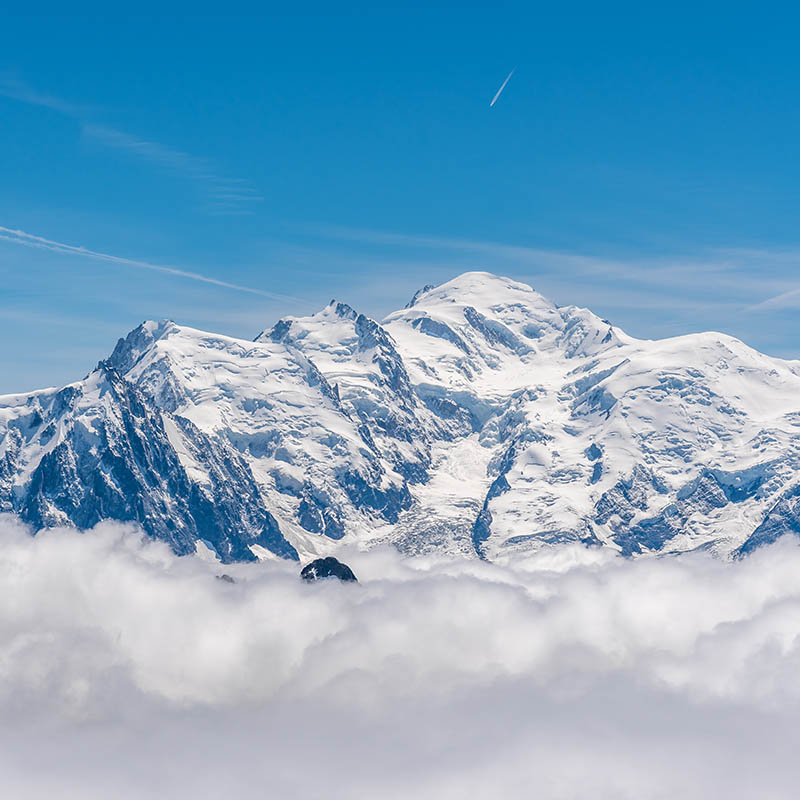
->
[2, 5, 800, 392]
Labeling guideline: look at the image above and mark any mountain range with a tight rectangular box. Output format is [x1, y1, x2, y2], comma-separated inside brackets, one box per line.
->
[2, 271, 799, 563]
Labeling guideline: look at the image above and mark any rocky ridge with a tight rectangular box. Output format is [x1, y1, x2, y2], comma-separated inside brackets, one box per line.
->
[2, 272, 799, 563]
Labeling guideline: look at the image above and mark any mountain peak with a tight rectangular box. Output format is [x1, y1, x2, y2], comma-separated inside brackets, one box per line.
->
[108, 319, 178, 375]
[395, 272, 558, 318]
[405, 284, 436, 308]
[330, 300, 358, 320]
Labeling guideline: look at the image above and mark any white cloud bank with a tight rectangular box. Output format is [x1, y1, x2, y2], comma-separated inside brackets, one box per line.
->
[2, 515, 800, 798]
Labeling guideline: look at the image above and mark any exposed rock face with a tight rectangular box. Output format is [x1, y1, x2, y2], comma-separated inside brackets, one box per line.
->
[300, 557, 358, 583]
[3, 271, 800, 563]
[6, 362, 296, 562]
[736, 483, 800, 557]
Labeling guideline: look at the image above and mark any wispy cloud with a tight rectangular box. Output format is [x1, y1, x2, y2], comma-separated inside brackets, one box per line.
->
[0, 74, 86, 115]
[310, 224, 791, 298]
[0, 76, 261, 215]
[709, 248, 800, 312]
[0, 225, 302, 302]
[81, 124, 262, 215]
[747, 287, 800, 311]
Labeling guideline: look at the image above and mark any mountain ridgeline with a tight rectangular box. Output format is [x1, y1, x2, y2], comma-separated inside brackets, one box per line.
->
[2, 272, 799, 563]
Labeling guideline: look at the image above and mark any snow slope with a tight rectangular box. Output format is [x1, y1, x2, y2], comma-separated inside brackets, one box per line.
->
[2, 272, 799, 561]
[381, 274, 800, 560]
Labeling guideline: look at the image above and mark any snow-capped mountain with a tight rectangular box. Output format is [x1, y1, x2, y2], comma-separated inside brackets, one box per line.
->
[2, 272, 799, 562]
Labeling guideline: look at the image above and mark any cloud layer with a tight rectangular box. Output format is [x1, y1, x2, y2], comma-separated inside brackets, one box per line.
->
[2, 515, 800, 798]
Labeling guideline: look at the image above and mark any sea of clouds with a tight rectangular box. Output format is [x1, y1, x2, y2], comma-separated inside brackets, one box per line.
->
[2, 513, 800, 798]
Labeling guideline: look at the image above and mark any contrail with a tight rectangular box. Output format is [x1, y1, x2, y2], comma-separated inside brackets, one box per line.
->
[490, 69, 515, 107]
[0, 226, 304, 303]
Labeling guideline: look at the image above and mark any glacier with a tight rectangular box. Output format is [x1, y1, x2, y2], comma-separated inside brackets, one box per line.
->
[2, 271, 799, 563]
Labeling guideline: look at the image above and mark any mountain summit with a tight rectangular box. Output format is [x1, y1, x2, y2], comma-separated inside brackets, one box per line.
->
[2, 272, 799, 562]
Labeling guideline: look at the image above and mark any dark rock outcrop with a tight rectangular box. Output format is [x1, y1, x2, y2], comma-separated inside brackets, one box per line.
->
[472, 441, 517, 558]
[736, 483, 800, 557]
[301, 557, 358, 583]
